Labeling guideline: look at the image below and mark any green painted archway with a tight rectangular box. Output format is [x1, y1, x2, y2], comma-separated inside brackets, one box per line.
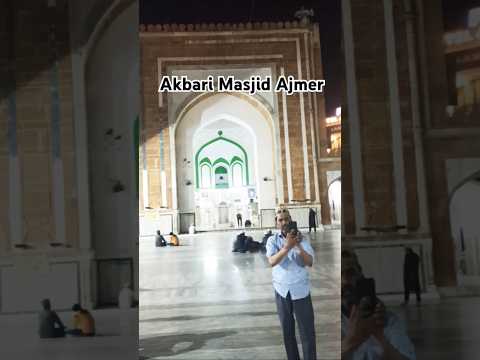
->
[195, 132, 249, 189]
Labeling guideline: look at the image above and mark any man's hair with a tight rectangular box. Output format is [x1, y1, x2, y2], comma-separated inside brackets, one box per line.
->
[341, 249, 363, 274]
[72, 303, 82, 312]
[157, 230, 161, 235]
[275, 207, 291, 221]
[275, 207, 290, 215]
[41, 298, 51, 310]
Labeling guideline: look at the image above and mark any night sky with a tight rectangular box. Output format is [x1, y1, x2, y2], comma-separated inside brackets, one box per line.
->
[140, 0, 478, 116]
[443, 0, 480, 30]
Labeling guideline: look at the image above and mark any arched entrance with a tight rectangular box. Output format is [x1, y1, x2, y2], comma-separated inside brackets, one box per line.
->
[328, 178, 341, 225]
[174, 92, 278, 230]
[449, 170, 480, 288]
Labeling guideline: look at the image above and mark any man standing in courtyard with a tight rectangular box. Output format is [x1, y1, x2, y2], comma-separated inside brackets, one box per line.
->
[266, 208, 316, 360]
[402, 247, 421, 306]
[236, 212, 243, 227]
[309, 208, 317, 233]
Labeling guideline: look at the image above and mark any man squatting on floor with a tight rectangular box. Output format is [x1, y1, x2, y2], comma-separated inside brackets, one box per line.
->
[266, 207, 317, 360]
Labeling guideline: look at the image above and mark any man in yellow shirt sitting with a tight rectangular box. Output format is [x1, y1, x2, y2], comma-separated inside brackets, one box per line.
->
[67, 304, 95, 337]
[169, 232, 180, 246]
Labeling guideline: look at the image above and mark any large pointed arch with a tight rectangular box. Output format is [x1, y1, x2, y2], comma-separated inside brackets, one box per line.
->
[194, 134, 249, 189]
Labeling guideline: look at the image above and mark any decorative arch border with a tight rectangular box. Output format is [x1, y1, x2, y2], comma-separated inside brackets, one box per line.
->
[195, 135, 249, 189]
[212, 157, 230, 167]
[230, 161, 245, 187]
[84, 0, 136, 67]
[214, 165, 229, 189]
[199, 163, 212, 188]
[230, 155, 243, 165]
[173, 91, 275, 129]
[327, 176, 342, 190]
[199, 157, 212, 166]
[448, 169, 480, 206]
[172, 90, 281, 210]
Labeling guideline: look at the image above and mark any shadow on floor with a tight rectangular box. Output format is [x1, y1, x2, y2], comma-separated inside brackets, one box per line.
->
[140, 330, 237, 357]
[140, 311, 277, 323]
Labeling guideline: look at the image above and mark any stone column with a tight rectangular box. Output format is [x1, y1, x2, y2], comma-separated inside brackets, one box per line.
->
[342, 0, 366, 233]
[70, 46, 93, 308]
[383, 0, 408, 229]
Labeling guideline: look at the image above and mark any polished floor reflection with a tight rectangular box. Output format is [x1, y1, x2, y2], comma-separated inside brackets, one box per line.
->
[139, 229, 341, 359]
[393, 297, 480, 360]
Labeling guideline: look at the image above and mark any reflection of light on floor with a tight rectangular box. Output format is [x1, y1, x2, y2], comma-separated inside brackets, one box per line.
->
[203, 254, 218, 275]
[172, 341, 193, 353]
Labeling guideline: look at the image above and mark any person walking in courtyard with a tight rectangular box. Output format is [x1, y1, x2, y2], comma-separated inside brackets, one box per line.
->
[236, 212, 243, 227]
[266, 208, 316, 360]
[402, 248, 421, 306]
[309, 208, 317, 233]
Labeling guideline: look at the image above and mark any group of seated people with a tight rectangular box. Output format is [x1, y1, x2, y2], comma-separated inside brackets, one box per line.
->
[232, 230, 272, 253]
[155, 231, 179, 247]
[39, 299, 95, 338]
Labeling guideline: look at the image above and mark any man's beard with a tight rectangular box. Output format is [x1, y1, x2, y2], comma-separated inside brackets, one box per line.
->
[341, 283, 360, 312]
[280, 223, 289, 234]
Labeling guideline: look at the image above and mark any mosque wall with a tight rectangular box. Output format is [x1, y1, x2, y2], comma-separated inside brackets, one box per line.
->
[140, 21, 332, 231]
[86, 2, 139, 259]
[0, 0, 139, 312]
[342, 0, 480, 292]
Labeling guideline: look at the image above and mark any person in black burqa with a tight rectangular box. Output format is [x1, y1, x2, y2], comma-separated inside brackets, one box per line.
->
[236, 213, 243, 227]
[232, 232, 247, 253]
[308, 208, 317, 233]
[38, 298, 66, 338]
[402, 247, 421, 306]
[232, 232, 262, 253]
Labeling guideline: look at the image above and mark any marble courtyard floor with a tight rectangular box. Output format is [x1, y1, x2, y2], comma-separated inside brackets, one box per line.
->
[393, 297, 480, 360]
[2, 228, 479, 359]
[139, 229, 342, 360]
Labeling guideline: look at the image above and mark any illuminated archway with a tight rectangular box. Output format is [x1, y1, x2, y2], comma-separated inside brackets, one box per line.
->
[173, 92, 278, 230]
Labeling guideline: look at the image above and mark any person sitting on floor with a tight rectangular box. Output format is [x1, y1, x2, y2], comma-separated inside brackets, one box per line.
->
[67, 304, 95, 337]
[169, 232, 179, 246]
[261, 230, 273, 251]
[38, 298, 66, 338]
[155, 230, 167, 247]
[245, 235, 263, 252]
[232, 232, 248, 253]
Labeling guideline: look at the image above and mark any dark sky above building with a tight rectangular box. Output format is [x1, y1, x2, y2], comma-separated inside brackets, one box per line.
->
[443, 0, 480, 30]
[140, 0, 342, 116]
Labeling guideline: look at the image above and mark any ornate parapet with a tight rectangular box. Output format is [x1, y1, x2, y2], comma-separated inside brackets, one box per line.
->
[139, 20, 314, 33]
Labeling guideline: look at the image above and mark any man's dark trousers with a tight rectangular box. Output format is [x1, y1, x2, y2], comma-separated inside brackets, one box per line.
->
[275, 291, 316, 360]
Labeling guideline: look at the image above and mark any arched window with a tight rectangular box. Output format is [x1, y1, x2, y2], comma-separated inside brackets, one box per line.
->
[215, 166, 229, 189]
[201, 165, 211, 188]
[232, 162, 243, 187]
